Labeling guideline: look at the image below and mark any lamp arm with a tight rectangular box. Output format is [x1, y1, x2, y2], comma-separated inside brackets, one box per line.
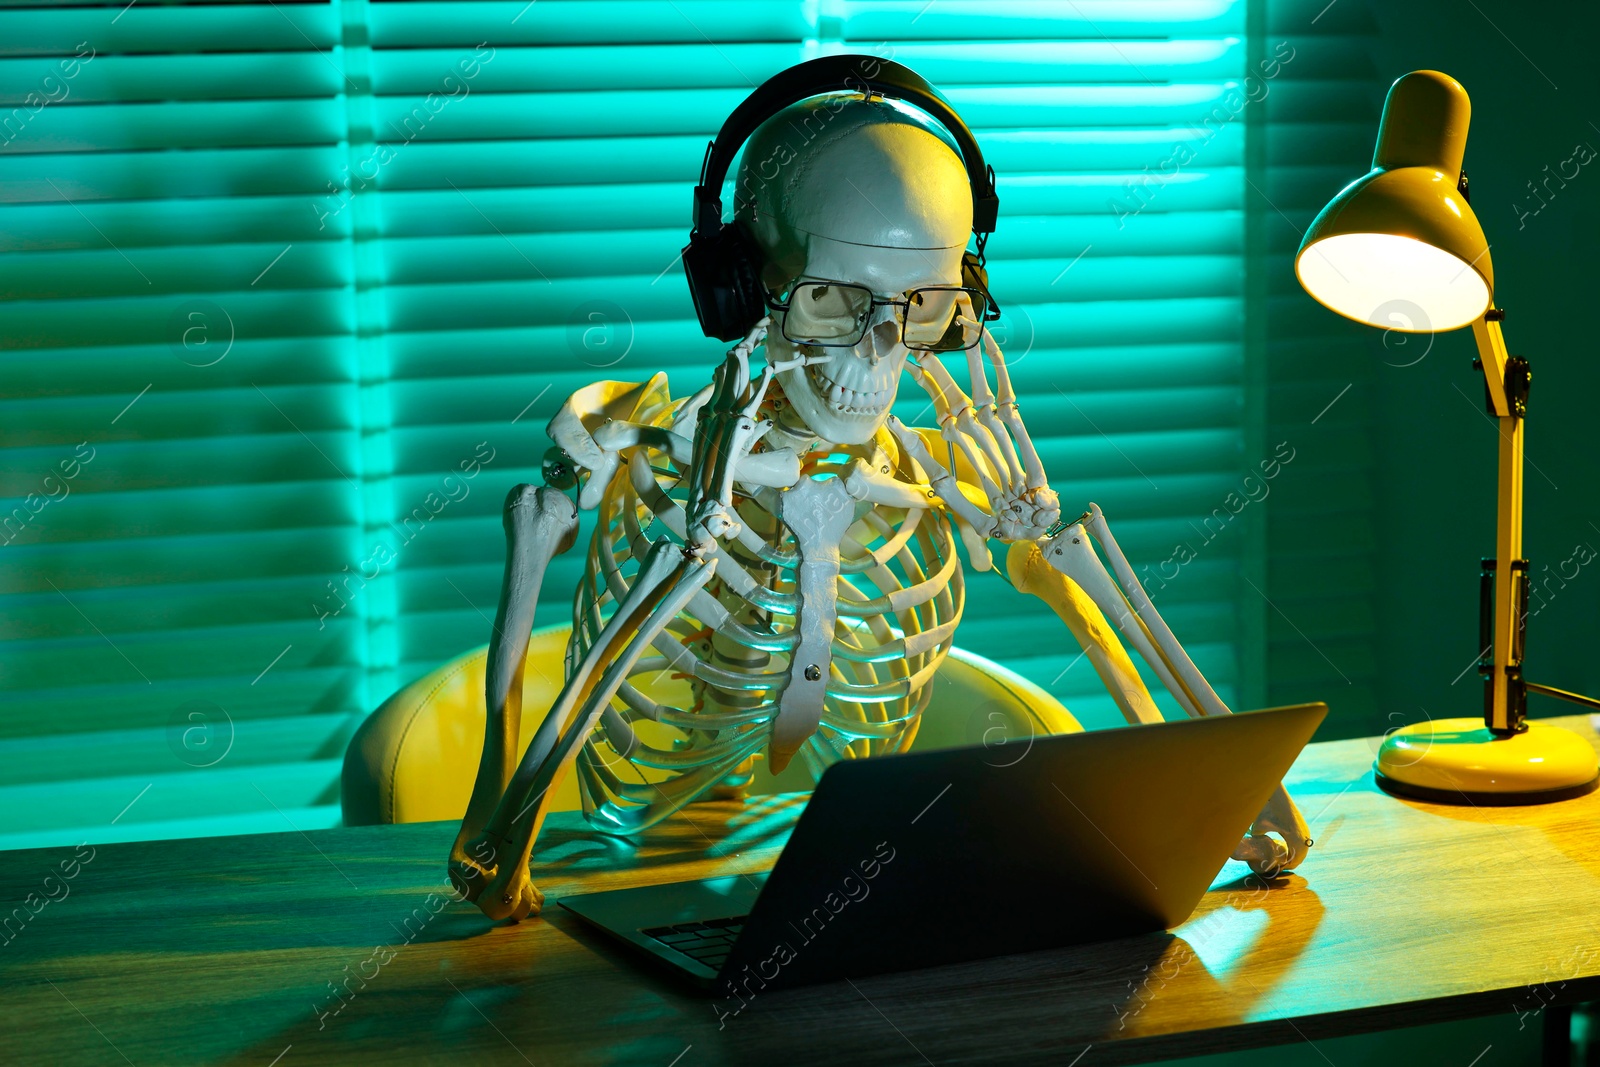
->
[1470, 311, 1513, 417]
[1469, 308, 1528, 735]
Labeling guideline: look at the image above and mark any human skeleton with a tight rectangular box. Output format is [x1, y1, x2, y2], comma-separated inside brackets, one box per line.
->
[448, 96, 1310, 921]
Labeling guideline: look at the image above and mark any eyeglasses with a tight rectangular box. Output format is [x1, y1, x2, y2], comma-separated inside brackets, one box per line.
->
[763, 281, 1000, 353]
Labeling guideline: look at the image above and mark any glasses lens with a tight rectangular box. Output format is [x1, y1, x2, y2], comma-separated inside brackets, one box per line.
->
[780, 283, 873, 345]
[903, 287, 986, 352]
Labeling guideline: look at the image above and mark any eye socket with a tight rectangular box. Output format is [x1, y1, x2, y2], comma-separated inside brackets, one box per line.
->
[780, 282, 874, 345]
[903, 287, 986, 352]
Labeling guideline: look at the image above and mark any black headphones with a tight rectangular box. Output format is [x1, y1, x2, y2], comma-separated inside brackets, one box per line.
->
[681, 54, 1001, 342]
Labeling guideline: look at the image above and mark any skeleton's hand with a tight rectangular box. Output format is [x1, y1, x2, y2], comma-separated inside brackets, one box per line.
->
[1231, 784, 1312, 877]
[449, 829, 545, 921]
[684, 319, 776, 554]
[887, 330, 1060, 567]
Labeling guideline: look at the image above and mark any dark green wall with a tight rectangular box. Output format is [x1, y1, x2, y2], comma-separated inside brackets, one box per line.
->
[1265, 0, 1600, 741]
[1367, 0, 1600, 737]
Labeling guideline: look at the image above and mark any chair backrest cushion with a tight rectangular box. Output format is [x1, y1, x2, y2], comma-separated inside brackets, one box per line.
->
[341, 624, 1080, 825]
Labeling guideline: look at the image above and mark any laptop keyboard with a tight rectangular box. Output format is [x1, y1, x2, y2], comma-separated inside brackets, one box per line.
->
[643, 916, 747, 971]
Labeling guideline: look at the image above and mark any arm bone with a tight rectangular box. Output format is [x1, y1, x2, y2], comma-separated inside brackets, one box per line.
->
[451, 485, 579, 872]
[1086, 503, 1231, 717]
[1005, 539, 1164, 724]
[464, 541, 717, 918]
[1036, 524, 1207, 721]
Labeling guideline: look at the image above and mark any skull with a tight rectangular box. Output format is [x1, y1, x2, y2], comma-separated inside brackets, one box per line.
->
[735, 96, 974, 444]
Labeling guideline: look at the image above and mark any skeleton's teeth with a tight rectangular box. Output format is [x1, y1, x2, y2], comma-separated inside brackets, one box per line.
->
[806, 361, 892, 418]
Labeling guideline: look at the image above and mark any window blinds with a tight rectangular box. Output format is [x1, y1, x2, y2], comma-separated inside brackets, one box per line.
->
[1257, 0, 1382, 735]
[0, 0, 1259, 850]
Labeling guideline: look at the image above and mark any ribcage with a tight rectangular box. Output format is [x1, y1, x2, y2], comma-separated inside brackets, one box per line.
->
[566, 397, 965, 835]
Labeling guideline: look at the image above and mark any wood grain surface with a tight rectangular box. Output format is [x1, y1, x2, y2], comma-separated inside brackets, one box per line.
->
[4, 716, 1600, 1066]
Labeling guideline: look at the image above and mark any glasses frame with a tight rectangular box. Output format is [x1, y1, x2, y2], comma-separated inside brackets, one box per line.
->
[763, 278, 1002, 352]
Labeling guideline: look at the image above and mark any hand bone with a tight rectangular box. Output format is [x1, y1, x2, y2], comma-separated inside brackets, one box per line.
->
[885, 415, 996, 569]
[1231, 784, 1312, 877]
[896, 331, 1061, 544]
[475, 837, 546, 921]
[449, 828, 545, 921]
[683, 320, 778, 553]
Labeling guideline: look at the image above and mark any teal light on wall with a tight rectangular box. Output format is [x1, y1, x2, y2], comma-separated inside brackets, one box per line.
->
[0, 0, 1257, 850]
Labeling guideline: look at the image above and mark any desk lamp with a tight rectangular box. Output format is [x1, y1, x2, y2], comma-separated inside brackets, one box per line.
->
[1295, 70, 1600, 804]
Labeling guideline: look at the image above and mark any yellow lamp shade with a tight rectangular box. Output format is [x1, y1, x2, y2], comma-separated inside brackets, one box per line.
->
[1295, 70, 1493, 333]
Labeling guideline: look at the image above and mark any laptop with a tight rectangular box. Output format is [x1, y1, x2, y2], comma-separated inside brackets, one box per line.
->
[558, 702, 1327, 996]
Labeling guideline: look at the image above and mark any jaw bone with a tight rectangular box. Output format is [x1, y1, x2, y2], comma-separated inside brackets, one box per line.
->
[774, 316, 908, 445]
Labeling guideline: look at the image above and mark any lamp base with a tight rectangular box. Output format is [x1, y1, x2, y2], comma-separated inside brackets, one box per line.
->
[1374, 717, 1599, 805]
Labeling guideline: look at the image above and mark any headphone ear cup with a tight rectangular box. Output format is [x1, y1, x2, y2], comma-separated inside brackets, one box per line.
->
[724, 221, 767, 336]
[682, 221, 767, 342]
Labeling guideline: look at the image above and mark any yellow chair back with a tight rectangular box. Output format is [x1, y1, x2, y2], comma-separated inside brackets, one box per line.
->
[341, 624, 1080, 825]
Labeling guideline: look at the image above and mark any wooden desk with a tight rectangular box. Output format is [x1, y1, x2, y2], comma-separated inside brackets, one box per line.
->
[4, 716, 1600, 1066]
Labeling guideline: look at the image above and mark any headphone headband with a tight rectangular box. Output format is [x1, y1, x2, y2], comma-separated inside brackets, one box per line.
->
[692, 54, 999, 237]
